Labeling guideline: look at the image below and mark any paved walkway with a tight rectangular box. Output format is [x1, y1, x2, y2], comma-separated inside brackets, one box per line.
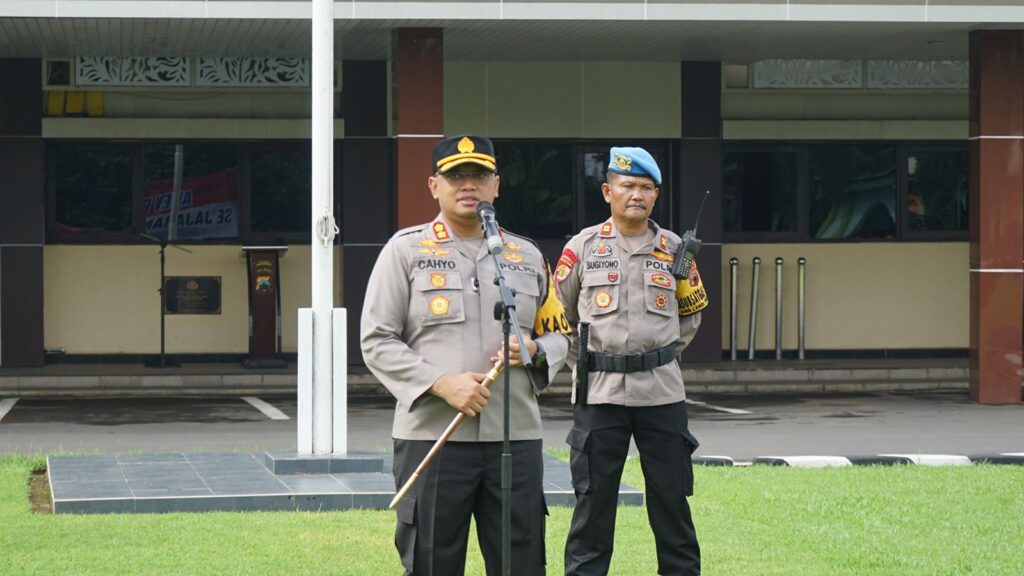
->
[46, 452, 628, 515]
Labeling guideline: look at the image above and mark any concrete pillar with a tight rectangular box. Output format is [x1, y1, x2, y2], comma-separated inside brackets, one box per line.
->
[392, 28, 443, 228]
[969, 30, 1024, 404]
[341, 60, 390, 365]
[0, 59, 44, 367]
[680, 61, 723, 363]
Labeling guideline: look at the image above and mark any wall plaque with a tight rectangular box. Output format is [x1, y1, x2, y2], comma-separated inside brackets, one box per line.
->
[164, 277, 221, 315]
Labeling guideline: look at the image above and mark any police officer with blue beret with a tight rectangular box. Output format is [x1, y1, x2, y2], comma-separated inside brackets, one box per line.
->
[555, 147, 708, 575]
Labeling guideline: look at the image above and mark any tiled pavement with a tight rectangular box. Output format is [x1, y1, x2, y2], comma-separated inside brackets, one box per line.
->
[47, 451, 643, 515]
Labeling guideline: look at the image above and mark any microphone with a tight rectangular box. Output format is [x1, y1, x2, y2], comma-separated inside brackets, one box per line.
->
[476, 201, 504, 256]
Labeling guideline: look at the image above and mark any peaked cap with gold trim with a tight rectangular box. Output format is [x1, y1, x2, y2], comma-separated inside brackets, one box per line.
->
[433, 135, 497, 174]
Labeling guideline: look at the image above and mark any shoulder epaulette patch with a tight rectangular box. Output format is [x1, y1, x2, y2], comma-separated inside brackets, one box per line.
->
[599, 222, 614, 237]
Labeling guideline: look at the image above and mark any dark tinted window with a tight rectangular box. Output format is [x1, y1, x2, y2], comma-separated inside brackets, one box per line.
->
[723, 148, 798, 233]
[810, 144, 896, 239]
[492, 142, 573, 240]
[580, 147, 671, 230]
[906, 148, 968, 233]
[250, 142, 313, 234]
[144, 144, 240, 241]
[53, 147, 133, 234]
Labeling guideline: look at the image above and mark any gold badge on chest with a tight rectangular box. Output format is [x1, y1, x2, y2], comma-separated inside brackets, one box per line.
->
[594, 290, 612, 308]
[429, 295, 449, 315]
[430, 272, 447, 288]
[503, 252, 524, 263]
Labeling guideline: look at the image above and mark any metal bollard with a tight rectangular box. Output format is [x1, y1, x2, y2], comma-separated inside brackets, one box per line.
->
[730, 257, 739, 361]
[775, 257, 784, 360]
[747, 257, 761, 360]
[798, 257, 806, 360]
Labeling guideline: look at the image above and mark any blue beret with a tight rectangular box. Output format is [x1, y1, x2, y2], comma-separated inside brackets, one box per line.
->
[607, 147, 661, 185]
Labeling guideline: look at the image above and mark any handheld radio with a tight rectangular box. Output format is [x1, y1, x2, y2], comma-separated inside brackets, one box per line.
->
[671, 191, 711, 281]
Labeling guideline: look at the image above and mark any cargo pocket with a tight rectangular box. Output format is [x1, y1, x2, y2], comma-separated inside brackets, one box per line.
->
[505, 272, 541, 330]
[582, 270, 620, 316]
[680, 430, 699, 496]
[644, 272, 677, 317]
[395, 495, 417, 570]
[412, 271, 465, 326]
[566, 426, 592, 494]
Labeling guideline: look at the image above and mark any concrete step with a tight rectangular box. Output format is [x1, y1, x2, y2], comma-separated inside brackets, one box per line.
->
[1, 360, 970, 397]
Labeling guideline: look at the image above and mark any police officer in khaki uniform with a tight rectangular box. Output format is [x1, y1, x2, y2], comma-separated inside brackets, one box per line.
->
[361, 135, 570, 576]
[555, 147, 708, 576]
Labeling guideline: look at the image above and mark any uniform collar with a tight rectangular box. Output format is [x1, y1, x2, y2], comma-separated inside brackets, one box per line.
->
[427, 215, 454, 243]
[430, 214, 494, 261]
[599, 218, 668, 254]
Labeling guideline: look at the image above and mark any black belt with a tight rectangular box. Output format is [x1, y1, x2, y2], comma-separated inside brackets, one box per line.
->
[586, 345, 677, 373]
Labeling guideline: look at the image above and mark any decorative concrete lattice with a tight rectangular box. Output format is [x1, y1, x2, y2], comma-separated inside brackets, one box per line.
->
[197, 58, 309, 87]
[752, 59, 862, 89]
[867, 60, 968, 90]
[76, 57, 190, 87]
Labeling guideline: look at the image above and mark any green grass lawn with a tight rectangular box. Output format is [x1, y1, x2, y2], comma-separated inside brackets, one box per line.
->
[2, 454, 1022, 575]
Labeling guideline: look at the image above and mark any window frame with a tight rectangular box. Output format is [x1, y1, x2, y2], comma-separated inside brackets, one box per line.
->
[46, 141, 143, 244]
[573, 140, 676, 235]
[721, 142, 808, 243]
[899, 142, 969, 242]
[722, 140, 969, 243]
[46, 139, 336, 245]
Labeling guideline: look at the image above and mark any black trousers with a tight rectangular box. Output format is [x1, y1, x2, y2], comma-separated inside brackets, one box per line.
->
[564, 402, 701, 576]
[392, 439, 547, 576]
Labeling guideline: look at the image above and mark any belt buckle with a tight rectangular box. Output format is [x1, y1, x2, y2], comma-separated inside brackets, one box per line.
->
[625, 354, 643, 373]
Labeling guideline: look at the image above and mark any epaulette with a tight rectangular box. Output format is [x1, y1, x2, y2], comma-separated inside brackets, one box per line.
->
[391, 223, 430, 241]
[499, 228, 540, 253]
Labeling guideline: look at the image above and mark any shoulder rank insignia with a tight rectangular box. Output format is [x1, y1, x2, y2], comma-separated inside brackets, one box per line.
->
[555, 249, 577, 283]
[659, 235, 669, 251]
[599, 222, 614, 237]
[432, 221, 451, 242]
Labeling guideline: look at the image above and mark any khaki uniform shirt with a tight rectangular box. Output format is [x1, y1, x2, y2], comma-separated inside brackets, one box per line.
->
[555, 219, 702, 407]
[361, 215, 569, 441]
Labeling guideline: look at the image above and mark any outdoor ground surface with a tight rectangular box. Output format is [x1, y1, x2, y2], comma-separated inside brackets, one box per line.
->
[2, 454, 1022, 575]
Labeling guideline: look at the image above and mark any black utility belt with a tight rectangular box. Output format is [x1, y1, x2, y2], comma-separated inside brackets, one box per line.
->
[586, 345, 677, 373]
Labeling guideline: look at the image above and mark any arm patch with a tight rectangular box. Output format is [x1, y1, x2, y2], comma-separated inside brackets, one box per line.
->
[675, 261, 709, 316]
[535, 264, 573, 335]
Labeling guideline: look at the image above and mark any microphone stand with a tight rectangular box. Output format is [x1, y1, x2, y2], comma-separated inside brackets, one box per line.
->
[487, 246, 538, 576]
[140, 233, 191, 368]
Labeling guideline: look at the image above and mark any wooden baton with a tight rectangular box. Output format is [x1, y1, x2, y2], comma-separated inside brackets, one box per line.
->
[388, 360, 506, 510]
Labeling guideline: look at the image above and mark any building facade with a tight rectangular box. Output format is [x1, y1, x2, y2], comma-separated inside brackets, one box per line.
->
[0, 1, 1020, 402]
